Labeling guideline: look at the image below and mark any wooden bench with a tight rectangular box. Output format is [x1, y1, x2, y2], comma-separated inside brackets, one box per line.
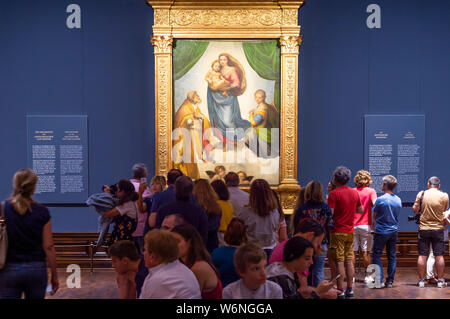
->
[53, 232, 450, 269]
[53, 233, 111, 270]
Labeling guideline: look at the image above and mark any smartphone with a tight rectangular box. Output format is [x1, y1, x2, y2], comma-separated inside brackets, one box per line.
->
[330, 274, 341, 282]
[141, 178, 147, 183]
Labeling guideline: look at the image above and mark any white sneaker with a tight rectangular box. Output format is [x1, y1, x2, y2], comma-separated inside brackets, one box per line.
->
[374, 282, 385, 289]
[365, 275, 375, 284]
[437, 279, 447, 288]
[418, 280, 425, 288]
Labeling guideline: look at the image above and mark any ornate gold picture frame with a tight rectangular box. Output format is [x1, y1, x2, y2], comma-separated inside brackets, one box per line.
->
[148, 0, 304, 213]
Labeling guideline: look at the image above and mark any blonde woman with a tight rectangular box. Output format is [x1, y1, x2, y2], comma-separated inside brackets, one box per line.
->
[353, 170, 377, 283]
[150, 175, 166, 194]
[0, 169, 58, 299]
[193, 179, 222, 253]
[138, 175, 167, 236]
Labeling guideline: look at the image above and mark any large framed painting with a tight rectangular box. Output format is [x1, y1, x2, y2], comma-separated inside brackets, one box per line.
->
[173, 40, 280, 184]
[148, 0, 304, 213]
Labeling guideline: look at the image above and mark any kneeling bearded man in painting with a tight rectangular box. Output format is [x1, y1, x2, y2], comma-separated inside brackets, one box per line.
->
[173, 91, 214, 180]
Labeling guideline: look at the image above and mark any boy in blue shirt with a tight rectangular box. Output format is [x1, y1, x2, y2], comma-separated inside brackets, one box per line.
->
[371, 175, 402, 288]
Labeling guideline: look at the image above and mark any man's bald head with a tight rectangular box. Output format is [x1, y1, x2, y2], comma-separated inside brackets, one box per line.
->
[187, 91, 201, 104]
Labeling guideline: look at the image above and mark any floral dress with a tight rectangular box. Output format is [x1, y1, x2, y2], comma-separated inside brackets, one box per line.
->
[107, 201, 138, 245]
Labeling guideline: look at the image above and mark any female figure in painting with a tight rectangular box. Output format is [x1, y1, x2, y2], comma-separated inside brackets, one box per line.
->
[206, 53, 251, 147]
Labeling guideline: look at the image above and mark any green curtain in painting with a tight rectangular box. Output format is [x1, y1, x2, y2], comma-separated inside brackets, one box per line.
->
[173, 40, 209, 80]
[242, 40, 281, 111]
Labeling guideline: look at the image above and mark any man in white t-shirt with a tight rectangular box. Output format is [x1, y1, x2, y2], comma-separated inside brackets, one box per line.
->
[140, 229, 201, 299]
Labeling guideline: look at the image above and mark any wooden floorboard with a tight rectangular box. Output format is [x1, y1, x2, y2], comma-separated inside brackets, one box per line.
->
[47, 267, 450, 299]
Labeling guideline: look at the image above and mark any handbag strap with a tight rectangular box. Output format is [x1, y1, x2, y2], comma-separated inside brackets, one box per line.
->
[0, 201, 5, 222]
[419, 190, 425, 212]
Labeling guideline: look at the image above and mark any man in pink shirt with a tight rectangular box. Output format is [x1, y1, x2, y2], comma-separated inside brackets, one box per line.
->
[352, 170, 377, 283]
[327, 166, 363, 299]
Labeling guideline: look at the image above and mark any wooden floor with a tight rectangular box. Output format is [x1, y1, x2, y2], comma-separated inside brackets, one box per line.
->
[46, 267, 450, 299]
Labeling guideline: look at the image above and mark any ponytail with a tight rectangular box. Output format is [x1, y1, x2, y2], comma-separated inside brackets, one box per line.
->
[10, 168, 38, 215]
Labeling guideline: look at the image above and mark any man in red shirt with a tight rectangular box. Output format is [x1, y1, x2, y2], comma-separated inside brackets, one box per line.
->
[327, 166, 363, 299]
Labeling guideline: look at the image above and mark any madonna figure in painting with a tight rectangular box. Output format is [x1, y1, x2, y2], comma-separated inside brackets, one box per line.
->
[206, 53, 251, 146]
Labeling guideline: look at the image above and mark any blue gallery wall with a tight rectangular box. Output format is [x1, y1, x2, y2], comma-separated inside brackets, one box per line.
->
[0, 0, 449, 232]
[298, 0, 450, 231]
[0, 0, 155, 231]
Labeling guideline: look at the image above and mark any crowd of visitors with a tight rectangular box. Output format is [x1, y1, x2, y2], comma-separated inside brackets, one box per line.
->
[0, 163, 448, 299]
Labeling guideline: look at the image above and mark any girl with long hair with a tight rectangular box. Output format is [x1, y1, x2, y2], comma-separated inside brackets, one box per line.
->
[290, 187, 306, 235]
[193, 179, 222, 253]
[210, 179, 234, 247]
[272, 190, 288, 242]
[237, 179, 279, 259]
[171, 223, 223, 299]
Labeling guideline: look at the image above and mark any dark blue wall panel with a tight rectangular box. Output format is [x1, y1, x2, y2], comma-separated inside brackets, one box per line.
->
[0, 0, 155, 231]
[0, 0, 448, 232]
[298, 0, 449, 233]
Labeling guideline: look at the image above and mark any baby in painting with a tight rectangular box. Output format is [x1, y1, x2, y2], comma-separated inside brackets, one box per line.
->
[205, 60, 231, 97]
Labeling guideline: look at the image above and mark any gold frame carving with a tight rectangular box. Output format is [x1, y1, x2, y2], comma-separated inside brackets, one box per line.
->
[148, 0, 304, 214]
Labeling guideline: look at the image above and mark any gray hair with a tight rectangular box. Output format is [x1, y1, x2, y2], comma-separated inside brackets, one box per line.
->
[428, 176, 440, 188]
[170, 213, 186, 226]
[382, 175, 398, 191]
[333, 166, 351, 185]
[162, 213, 186, 230]
[132, 163, 148, 179]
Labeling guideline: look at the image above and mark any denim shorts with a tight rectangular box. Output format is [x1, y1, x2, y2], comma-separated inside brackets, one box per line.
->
[418, 229, 445, 256]
[0, 261, 48, 299]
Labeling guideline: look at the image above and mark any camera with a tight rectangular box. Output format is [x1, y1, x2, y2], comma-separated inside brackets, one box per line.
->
[407, 213, 421, 224]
